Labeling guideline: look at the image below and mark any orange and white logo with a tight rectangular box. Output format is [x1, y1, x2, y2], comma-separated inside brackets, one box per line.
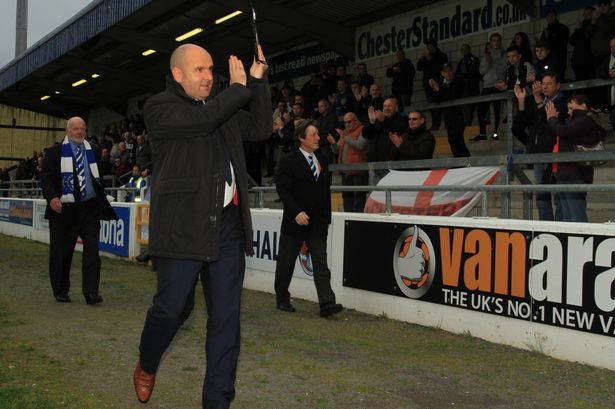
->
[298, 241, 313, 276]
[393, 225, 436, 298]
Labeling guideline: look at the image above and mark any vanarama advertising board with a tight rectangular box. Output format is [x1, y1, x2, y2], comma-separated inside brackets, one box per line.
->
[343, 220, 615, 338]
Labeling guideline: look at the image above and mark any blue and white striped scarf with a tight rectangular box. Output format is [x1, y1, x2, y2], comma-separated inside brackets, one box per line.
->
[60, 136, 100, 203]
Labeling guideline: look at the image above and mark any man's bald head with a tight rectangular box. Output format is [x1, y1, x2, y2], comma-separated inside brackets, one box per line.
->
[66, 116, 85, 130]
[343, 112, 360, 131]
[169, 44, 214, 100]
[170, 44, 206, 71]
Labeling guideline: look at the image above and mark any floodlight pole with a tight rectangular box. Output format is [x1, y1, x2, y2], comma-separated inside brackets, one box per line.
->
[15, 0, 28, 57]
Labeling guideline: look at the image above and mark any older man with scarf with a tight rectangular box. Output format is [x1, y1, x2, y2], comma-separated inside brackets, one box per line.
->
[41, 117, 117, 304]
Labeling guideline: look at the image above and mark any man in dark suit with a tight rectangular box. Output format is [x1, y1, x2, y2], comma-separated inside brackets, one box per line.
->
[133, 44, 271, 409]
[274, 120, 343, 318]
[40, 117, 117, 304]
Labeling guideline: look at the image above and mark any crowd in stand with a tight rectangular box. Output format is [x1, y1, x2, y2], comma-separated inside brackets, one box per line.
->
[2, 113, 153, 202]
[253, 3, 615, 221]
[3, 3, 615, 219]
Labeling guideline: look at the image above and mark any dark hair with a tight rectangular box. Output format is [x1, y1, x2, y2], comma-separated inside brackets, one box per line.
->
[294, 119, 317, 146]
[535, 40, 550, 50]
[569, 94, 590, 107]
[506, 45, 521, 54]
[384, 95, 399, 105]
[598, 0, 611, 6]
[490, 32, 502, 40]
[408, 110, 424, 118]
[542, 71, 560, 83]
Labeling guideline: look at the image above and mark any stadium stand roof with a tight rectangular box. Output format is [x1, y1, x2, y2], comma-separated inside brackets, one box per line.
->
[0, 0, 535, 119]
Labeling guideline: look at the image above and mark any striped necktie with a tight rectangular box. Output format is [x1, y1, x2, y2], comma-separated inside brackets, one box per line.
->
[75, 145, 87, 199]
[308, 154, 318, 180]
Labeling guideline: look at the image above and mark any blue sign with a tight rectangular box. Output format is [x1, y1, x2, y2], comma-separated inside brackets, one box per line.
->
[0, 199, 9, 222]
[98, 206, 130, 257]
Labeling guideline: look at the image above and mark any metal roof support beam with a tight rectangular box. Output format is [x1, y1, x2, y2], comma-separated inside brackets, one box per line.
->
[58, 55, 161, 92]
[0, 92, 86, 119]
[104, 26, 177, 55]
[213, 0, 355, 60]
[22, 76, 127, 116]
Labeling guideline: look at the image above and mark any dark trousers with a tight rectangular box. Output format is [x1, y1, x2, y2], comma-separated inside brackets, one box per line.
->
[425, 89, 441, 127]
[274, 231, 336, 309]
[477, 87, 502, 135]
[48, 199, 101, 298]
[138, 205, 244, 409]
[342, 173, 368, 212]
[444, 115, 470, 157]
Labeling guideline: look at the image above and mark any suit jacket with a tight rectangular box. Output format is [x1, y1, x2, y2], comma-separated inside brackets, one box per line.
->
[276, 149, 331, 236]
[41, 142, 117, 222]
[144, 76, 271, 260]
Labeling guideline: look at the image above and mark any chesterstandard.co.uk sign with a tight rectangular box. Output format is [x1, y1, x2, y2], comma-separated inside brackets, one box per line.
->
[356, 0, 529, 61]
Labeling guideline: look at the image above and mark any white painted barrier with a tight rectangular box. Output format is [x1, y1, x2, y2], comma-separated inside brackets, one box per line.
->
[2, 199, 613, 370]
[245, 209, 615, 371]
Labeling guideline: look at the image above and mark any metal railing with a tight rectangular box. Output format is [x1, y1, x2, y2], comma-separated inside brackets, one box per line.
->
[251, 182, 615, 219]
[0, 178, 147, 203]
[295, 77, 615, 220]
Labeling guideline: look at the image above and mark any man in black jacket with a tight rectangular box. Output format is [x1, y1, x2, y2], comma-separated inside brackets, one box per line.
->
[428, 65, 470, 157]
[389, 110, 436, 161]
[512, 73, 567, 221]
[364, 97, 407, 165]
[386, 50, 415, 110]
[274, 120, 342, 317]
[540, 8, 570, 76]
[134, 44, 271, 409]
[456, 44, 481, 126]
[40, 117, 118, 304]
[417, 39, 448, 130]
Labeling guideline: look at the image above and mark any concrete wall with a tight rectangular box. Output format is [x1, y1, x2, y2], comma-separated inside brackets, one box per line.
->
[0, 104, 65, 168]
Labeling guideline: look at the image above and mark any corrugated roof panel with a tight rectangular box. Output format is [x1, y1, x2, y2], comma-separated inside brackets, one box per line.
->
[298, 0, 404, 23]
[0, 0, 152, 91]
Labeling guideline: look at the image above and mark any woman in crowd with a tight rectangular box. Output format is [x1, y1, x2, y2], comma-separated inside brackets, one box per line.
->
[545, 94, 603, 222]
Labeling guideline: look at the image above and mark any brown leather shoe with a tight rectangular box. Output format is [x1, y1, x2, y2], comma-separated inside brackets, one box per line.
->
[134, 361, 155, 403]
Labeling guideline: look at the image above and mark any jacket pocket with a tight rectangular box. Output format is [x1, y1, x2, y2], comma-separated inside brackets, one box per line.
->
[158, 177, 199, 195]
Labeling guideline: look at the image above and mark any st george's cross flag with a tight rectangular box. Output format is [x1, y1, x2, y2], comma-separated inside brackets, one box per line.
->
[364, 167, 501, 217]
